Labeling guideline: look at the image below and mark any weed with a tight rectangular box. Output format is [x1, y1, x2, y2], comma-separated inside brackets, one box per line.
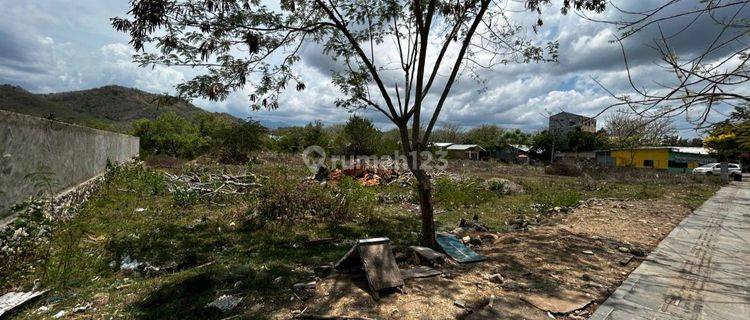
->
[172, 187, 201, 208]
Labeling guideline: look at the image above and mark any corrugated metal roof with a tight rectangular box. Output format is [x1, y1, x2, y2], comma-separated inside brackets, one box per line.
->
[433, 142, 454, 148]
[446, 144, 485, 151]
[510, 144, 531, 152]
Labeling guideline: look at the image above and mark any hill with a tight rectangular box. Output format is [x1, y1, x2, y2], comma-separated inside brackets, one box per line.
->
[0, 84, 240, 132]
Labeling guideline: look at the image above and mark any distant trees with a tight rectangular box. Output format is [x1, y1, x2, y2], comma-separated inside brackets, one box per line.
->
[335, 116, 383, 156]
[132, 112, 266, 162]
[531, 127, 608, 158]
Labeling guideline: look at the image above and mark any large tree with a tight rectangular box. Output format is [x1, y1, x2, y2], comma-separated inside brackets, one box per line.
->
[604, 111, 677, 148]
[114, 0, 605, 247]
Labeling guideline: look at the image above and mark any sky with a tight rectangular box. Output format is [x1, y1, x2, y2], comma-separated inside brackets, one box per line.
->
[0, 0, 746, 137]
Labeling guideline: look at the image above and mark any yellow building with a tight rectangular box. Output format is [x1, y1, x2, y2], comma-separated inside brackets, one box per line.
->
[598, 147, 716, 173]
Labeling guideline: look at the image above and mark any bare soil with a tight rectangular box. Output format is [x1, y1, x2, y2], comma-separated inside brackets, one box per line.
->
[281, 197, 693, 320]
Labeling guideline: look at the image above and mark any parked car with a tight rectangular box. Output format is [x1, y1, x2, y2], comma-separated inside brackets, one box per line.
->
[692, 163, 742, 176]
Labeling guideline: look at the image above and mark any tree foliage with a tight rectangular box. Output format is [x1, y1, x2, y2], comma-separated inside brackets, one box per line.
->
[704, 105, 750, 160]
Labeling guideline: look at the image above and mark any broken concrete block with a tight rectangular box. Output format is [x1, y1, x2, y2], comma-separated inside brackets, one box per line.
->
[408, 246, 446, 267]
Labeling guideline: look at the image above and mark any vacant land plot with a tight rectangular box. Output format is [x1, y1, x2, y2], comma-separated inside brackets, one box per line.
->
[0, 154, 720, 319]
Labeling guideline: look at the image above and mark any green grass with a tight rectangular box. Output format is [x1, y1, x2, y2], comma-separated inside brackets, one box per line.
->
[2, 161, 721, 319]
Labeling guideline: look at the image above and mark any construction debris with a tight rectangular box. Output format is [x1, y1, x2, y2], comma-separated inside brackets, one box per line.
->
[0, 290, 47, 317]
[335, 237, 403, 298]
[408, 246, 446, 267]
[436, 232, 485, 263]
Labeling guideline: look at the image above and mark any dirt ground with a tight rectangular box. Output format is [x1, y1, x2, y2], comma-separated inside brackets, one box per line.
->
[280, 197, 693, 320]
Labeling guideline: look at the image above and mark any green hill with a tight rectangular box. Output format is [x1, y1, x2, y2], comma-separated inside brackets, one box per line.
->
[0, 84, 240, 132]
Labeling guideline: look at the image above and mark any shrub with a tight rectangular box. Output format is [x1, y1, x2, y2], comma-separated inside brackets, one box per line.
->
[172, 187, 201, 208]
[255, 169, 344, 223]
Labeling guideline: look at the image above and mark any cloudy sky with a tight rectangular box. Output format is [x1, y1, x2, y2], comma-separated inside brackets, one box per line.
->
[0, 0, 746, 136]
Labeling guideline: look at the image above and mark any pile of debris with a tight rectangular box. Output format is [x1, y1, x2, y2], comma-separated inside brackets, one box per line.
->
[1, 175, 104, 260]
[313, 161, 458, 187]
[163, 171, 263, 195]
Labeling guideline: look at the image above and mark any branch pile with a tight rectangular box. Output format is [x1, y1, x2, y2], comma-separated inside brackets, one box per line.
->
[163, 172, 263, 195]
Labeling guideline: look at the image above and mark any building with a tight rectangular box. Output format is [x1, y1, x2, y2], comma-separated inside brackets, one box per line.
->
[549, 111, 597, 134]
[495, 144, 536, 163]
[446, 144, 485, 160]
[432, 142, 485, 160]
[596, 147, 716, 173]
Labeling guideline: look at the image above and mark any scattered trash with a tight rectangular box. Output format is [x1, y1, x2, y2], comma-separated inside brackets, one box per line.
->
[335, 237, 403, 299]
[52, 310, 67, 318]
[436, 232, 485, 263]
[400, 266, 442, 280]
[617, 246, 630, 253]
[72, 302, 91, 313]
[135, 208, 146, 213]
[0, 290, 48, 317]
[206, 294, 243, 312]
[521, 289, 593, 314]
[582, 250, 594, 255]
[119, 255, 142, 273]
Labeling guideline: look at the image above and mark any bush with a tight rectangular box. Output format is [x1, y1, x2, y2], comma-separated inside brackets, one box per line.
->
[255, 169, 344, 223]
[172, 187, 201, 208]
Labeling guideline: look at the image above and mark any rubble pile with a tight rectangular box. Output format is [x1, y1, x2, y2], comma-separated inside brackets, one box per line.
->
[1, 176, 104, 261]
[164, 171, 263, 195]
[314, 161, 458, 187]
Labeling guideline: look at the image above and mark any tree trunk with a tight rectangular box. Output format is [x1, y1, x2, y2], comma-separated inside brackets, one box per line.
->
[414, 169, 437, 248]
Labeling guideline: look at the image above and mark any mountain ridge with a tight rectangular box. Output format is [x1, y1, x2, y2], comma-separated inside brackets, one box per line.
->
[0, 84, 241, 132]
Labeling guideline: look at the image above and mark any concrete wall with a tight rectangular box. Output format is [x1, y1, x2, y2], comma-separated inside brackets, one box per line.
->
[0, 110, 139, 216]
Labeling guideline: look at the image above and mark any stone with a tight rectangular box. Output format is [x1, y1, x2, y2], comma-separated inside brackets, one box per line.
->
[453, 299, 469, 309]
[619, 256, 633, 266]
[488, 274, 505, 284]
[618, 246, 630, 253]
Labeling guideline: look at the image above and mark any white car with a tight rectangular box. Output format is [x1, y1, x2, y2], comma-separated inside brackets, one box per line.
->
[692, 163, 742, 176]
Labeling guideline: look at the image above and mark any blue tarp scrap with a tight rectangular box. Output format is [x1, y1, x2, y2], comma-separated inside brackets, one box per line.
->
[436, 232, 486, 263]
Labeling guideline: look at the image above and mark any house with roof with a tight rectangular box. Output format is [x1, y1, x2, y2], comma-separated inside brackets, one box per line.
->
[431, 142, 485, 160]
[596, 147, 716, 173]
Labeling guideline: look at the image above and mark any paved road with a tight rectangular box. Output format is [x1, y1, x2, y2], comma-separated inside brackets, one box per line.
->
[591, 178, 750, 320]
